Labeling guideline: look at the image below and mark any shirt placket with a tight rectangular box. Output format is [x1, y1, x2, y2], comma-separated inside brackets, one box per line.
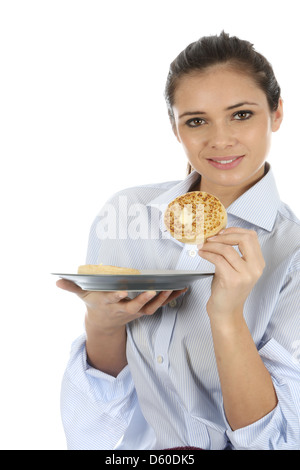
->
[153, 241, 214, 386]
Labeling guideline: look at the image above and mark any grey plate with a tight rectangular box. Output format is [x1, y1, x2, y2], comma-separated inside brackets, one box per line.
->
[52, 270, 213, 291]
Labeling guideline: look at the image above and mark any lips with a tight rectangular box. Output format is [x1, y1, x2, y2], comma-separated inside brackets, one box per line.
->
[207, 155, 245, 170]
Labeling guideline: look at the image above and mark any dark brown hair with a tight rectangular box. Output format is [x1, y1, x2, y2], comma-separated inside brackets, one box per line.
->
[164, 31, 281, 175]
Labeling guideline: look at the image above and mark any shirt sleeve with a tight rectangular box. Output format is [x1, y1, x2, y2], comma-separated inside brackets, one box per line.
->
[226, 268, 300, 450]
[226, 338, 300, 450]
[60, 334, 137, 450]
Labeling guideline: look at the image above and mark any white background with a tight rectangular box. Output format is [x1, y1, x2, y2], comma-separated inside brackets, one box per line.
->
[0, 0, 299, 450]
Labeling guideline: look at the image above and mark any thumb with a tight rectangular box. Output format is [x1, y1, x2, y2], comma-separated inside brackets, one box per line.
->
[56, 278, 85, 296]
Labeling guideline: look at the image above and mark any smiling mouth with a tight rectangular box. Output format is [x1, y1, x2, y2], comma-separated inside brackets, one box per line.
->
[208, 155, 244, 164]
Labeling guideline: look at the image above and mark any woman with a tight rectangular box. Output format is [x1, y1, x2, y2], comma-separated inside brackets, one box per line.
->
[57, 32, 300, 450]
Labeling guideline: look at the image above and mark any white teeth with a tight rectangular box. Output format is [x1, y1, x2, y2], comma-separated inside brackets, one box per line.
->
[215, 157, 238, 164]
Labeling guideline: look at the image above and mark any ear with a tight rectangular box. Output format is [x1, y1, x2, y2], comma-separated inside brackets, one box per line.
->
[271, 98, 284, 132]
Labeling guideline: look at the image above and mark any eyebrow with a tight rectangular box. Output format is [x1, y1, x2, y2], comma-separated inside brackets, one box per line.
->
[178, 102, 259, 119]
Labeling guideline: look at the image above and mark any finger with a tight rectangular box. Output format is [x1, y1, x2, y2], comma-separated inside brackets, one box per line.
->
[138, 290, 174, 315]
[56, 279, 84, 295]
[208, 227, 258, 244]
[206, 230, 262, 261]
[104, 291, 130, 304]
[206, 233, 246, 258]
[124, 290, 158, 315]
[213, 227, 250, 235]
[123, 289, 187, 314]
[140, 288, 188, 313]
[199, 242, 244, 272]
[198, 249, 234, 276]
[160, 288, 188, 306]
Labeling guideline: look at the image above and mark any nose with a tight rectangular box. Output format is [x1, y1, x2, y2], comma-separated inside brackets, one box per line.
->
[208, 123, 237, 150]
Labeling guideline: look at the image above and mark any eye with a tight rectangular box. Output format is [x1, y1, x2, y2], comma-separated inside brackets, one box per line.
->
[186, 118, 206, 128]
[233, 110, 253, 121]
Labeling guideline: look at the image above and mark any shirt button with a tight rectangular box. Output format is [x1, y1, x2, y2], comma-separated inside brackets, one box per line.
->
[188, 249, 197, 257]
[157, 355, 164, 364]
[168, 299, 177, 308]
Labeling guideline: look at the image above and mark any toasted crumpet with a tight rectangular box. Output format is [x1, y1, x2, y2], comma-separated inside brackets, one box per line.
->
[77, 264, 141, 275]
[164, 191, 227, 244]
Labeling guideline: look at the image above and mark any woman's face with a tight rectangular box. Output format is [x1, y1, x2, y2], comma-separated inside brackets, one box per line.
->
[172, 65, 283, 202]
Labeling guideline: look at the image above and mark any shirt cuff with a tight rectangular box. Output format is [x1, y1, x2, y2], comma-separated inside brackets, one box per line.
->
[65, 333, 135, 408]
[224, 338, 300, 450]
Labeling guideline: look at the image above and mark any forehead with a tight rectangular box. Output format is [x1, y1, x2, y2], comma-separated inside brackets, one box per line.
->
[173, 65, 268, 112]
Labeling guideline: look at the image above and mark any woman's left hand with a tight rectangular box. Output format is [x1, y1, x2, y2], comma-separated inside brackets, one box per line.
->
[198, 227, 265, 321]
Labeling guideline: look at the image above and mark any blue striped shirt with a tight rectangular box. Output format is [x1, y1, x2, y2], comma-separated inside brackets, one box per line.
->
[61, 165, 300, 450]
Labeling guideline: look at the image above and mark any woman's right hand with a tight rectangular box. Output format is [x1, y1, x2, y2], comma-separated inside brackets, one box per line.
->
[56, 279, 187, 335]
[57, 279, 187, 375]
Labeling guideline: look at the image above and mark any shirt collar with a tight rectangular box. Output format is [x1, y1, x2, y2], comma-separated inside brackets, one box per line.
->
[147, 163, 281, 232]
[226, 164, 281, 231]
